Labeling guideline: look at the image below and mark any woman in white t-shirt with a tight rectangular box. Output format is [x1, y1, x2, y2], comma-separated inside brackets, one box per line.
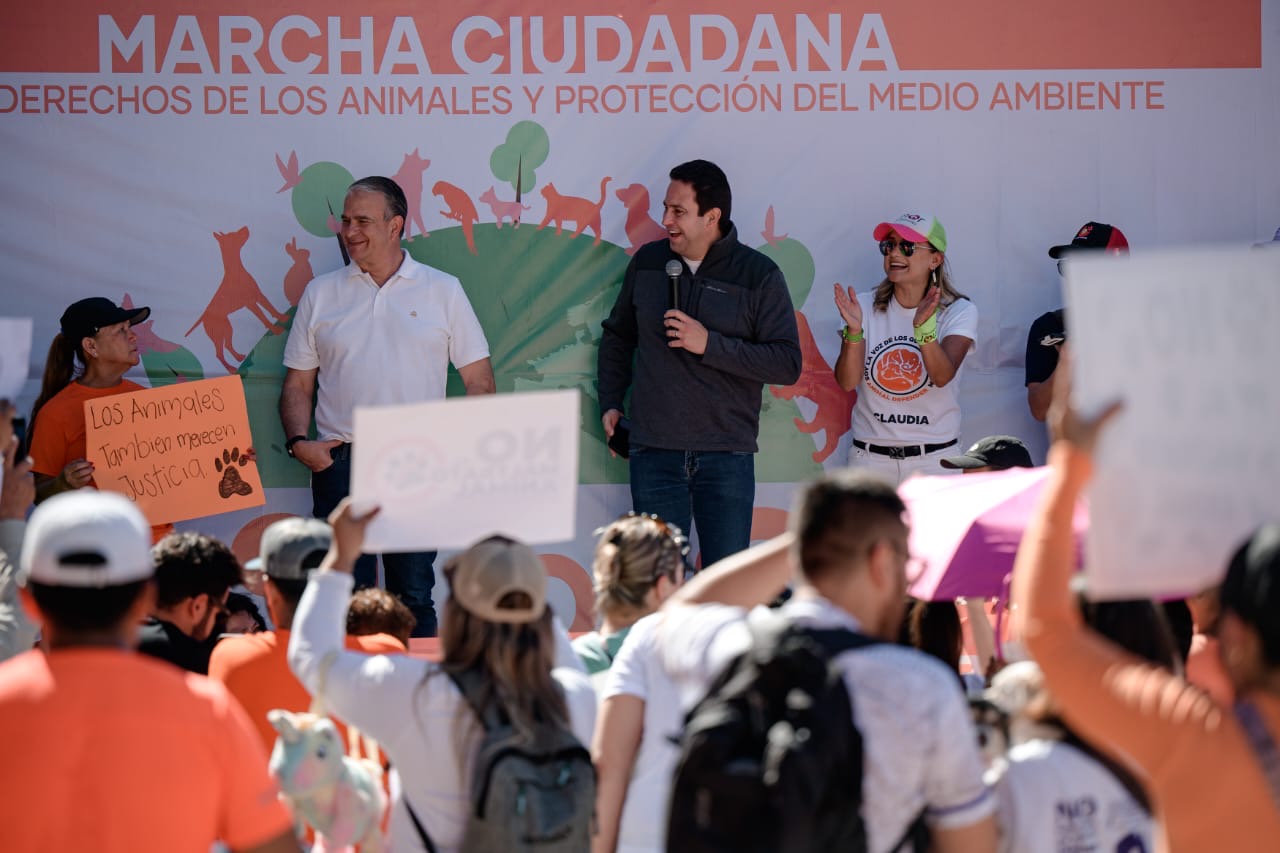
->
[289, 500, 597, 852]
[833, 212, 978, 483]
[583, 513, 687, 853]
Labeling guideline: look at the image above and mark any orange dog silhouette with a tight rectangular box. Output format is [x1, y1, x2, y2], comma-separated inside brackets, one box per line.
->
[770, 310, 857, 464]
[283, 237, 313, 307]
[615, 183, 666, 255]
[538, 177, 611, 245]
[392, 149, 431, 240]
[186, 227, 289, 373]
[432, 181, 479, 255]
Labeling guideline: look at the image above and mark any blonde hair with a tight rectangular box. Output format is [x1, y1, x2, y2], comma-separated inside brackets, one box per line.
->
[592, 515, 685, 625]
[871, 256, 969, 313]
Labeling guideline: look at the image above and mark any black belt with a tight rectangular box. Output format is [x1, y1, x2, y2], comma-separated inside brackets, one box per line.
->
[852, 438, 958, 459]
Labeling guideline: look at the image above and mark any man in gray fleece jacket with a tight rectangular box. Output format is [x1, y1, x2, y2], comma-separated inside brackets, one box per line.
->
[598, 159, 801, 567]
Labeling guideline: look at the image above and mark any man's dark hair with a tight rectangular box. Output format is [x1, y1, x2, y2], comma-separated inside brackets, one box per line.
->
[669, 160, 732, 228]
[225, 592, 267, 632]
[29, 581, 149, 633]
[1220, 523, 1280, 666]
[347, 587, 417, 646]
[348, 175, 408, 236]
[151, 532, 243, 610]
[790, 470, 906, 583]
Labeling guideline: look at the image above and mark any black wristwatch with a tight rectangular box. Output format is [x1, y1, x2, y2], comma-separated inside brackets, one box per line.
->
[284, 435, 307, 458]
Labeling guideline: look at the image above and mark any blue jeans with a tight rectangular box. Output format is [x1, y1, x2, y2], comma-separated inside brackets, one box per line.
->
[311, 444, 438, 637]
[628, 445, 755, 568]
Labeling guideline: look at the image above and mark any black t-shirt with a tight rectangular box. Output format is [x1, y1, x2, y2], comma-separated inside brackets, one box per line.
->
[136, 617, 216, 674]
[1024, 309, 1066, 386]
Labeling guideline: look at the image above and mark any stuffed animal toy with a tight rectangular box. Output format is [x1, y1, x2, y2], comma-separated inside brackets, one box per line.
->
[268, 709, 386, 853]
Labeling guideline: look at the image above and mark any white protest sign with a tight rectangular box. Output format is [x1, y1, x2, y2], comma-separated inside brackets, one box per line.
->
[1065, 247, 1280, 598]
[0, 318, 33, 402]
[352, 389, 580, 552]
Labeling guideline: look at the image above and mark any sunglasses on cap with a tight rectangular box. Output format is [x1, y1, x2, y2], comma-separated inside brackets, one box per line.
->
[879, 239, 934, 258]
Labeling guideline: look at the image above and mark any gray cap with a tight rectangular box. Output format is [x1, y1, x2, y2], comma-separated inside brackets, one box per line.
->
[259, 517, 332, 580]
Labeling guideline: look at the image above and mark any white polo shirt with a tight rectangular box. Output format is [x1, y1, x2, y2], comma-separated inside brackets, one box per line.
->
[657, 596, 994, 852]
[283, 252, 490, 440]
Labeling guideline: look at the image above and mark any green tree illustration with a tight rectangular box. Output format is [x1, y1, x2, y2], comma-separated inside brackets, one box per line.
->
[490, 121, 550, 204]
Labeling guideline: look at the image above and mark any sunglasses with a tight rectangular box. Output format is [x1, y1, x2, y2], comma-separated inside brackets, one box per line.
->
[878, 239, 934, 258]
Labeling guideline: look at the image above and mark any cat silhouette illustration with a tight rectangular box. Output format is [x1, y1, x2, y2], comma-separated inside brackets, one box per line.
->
[615, 183, 666, 255]
[185, 226, 289, 373]
[283, 237, 313, 307]
[392, 148, 431, 240]
[770, 309, 857, 464]
[538, 177, 611, 245]
[432, 181, 479, 255]
[479, 186, 529, 229]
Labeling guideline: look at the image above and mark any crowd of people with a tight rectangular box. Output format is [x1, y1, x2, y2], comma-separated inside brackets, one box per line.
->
[0, 161, 1276, 853]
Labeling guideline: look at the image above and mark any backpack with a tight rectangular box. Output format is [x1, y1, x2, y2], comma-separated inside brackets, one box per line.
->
[406, 666, 596, 853]
[667, 610, 904, 853]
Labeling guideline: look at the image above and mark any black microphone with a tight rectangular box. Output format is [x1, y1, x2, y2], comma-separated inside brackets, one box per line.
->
[665, 259, 682, 311]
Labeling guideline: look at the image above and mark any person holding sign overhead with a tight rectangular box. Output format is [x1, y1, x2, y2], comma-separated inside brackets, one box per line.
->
[833, 213, 978, 484]
[280, 175, 495, 638]
[27, 297, 173, 541]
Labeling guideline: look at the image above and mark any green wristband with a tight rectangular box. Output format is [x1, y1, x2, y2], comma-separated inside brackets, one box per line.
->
[913, 312, 938, 346]
[840, 325, 864, 344]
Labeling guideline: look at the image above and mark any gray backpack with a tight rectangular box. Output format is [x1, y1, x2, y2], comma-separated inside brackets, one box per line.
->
[406, 666, 595, 852]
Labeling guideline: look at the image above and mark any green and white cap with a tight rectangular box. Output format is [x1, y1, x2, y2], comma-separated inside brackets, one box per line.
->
[873, 213, 947, 253]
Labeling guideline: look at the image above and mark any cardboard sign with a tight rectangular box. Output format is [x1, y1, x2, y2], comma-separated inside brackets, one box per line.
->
[0, 317, 32, 402]
[352, 389, 580, 552]
[1065, 248, 1280, 598]
[85, 375, 264, 525]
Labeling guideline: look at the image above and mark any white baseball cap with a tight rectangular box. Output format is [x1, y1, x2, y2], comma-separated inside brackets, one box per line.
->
[19, 491, 153, 587]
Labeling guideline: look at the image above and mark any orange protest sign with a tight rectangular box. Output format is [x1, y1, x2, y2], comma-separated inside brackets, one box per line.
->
[84, 375, 264, 525]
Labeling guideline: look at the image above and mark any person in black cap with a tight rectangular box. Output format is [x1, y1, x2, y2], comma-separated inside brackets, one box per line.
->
[27, 296, 150, 505]
[940, 435, 1034, 473]
[1025, 222, 1128, 421]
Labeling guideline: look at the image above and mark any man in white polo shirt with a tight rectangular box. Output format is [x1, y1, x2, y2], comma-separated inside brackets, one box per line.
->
[279, 175, 495, 637]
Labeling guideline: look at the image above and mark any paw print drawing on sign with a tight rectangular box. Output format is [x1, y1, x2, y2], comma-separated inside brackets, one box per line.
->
[215, 447, 254, 499]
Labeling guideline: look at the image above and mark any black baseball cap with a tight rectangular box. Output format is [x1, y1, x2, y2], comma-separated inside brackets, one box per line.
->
[60, 297, 150, 343]
[940, 436, 1034, 471]
[1048, 222, 1129, 258]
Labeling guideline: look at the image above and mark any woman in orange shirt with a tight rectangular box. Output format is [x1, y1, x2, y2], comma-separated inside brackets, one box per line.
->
[1014, 361, 1280, 852]
[28, 296, 149, 503]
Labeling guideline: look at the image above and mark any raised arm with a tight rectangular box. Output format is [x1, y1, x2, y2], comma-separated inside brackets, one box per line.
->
[1013, 363, 1222, 777]
[832, 284, 866, 392]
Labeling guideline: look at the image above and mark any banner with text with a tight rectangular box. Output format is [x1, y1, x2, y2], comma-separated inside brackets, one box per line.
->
[3, 1, 1276, 621]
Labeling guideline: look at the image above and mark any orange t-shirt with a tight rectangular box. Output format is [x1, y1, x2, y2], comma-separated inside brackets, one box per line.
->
[0, 647, 293, 853]
[208, 629, 405, 753]
[1017, 446, 1280, 852]
[28, 380, 173, 541]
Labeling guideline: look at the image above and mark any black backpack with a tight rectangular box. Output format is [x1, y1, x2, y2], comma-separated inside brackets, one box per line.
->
[667, 611, 891, 853]
[406, 666, 596, 853]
